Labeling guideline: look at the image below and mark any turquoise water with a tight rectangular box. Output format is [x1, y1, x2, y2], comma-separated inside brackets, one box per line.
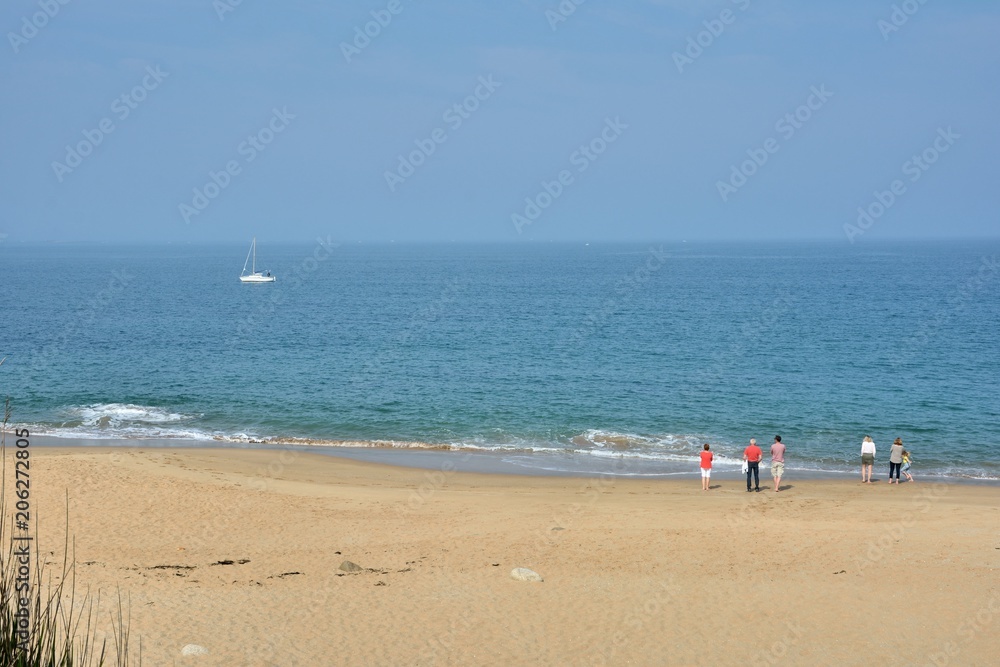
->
[1, 240, 998, 479]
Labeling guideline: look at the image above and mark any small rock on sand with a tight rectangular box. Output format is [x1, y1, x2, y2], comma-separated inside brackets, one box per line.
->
[339, 560, 364, 573]
[510, 567, 543, 582]
[180, 644, 209, 656]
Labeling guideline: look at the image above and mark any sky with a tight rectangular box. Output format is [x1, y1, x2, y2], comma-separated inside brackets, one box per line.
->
[1, 0, 997, 244]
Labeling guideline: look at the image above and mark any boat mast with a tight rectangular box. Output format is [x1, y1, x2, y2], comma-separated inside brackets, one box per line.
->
[252, 237, 257, 274]
[242, 238, 254, 276]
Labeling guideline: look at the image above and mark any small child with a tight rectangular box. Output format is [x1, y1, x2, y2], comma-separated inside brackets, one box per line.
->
[901, 449, 914, 482]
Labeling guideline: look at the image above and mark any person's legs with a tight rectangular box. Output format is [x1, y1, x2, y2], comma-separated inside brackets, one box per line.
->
[752, 463, 759, 491]
[746, 465, 752, 491]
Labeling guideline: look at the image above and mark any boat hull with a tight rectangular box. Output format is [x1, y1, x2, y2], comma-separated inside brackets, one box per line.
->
[239, 274, 276, 283]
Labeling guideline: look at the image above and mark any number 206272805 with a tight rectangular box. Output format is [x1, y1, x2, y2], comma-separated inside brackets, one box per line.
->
[14, 429, 30, 524]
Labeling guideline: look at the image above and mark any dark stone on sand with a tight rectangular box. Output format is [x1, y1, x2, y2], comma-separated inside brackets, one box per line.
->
[339, 560, 363, 573]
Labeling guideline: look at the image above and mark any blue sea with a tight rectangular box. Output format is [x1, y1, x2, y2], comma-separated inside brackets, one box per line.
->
[1, 240, 998, 480]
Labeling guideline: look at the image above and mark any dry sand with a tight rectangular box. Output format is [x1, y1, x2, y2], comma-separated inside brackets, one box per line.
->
[19, 447, 1000, 666]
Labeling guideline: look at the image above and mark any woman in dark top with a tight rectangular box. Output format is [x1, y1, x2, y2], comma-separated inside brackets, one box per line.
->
[888, 437, 905, 485]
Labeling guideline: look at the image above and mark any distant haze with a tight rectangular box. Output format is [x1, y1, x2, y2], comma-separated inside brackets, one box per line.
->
[1, 0, 997, 244]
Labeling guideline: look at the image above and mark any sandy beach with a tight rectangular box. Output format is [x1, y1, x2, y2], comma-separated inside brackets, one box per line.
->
[19, 446, 1000, 666]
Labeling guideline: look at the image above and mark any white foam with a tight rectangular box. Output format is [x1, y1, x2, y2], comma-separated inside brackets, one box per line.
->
[29, 403, 214, 440]
[66, 403, 191, 427]
[22, 414, 999, 481]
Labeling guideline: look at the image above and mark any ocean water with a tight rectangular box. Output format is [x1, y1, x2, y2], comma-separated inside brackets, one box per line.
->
[1, 240, 998, 480]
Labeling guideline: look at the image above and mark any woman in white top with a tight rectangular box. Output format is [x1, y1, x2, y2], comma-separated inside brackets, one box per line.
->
[860, 436, 876, 483]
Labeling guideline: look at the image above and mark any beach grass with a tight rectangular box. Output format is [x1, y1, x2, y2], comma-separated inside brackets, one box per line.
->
[0, 384, 138, 666]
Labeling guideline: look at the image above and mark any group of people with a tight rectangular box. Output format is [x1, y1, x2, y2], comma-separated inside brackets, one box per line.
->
[861, 436, 913, 484]
[698, 436, 786, 492]
[697, 434, 915, 491]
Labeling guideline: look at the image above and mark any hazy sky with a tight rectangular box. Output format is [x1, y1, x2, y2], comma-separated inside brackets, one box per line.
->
[1, 0, 997, 244]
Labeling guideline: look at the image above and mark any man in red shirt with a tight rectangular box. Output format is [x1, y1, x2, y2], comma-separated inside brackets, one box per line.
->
[743, 438, 763, 492]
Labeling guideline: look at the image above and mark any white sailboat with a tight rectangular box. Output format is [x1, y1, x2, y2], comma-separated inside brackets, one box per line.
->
[239, 237, 275, 283]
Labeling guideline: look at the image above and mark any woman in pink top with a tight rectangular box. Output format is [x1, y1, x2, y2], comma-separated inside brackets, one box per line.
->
[770, 435, 786, 492]
[699, 443, 714, 491]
